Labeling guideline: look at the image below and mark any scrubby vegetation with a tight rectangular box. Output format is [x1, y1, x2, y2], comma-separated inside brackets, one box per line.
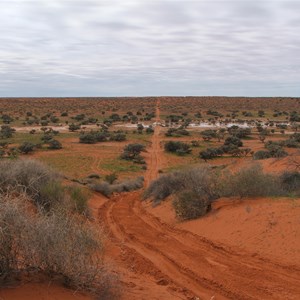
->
[144, 164, 300, 220]
[90, 176, 144, 197]
[0, 159, 117, 298]
[120, 143, 146, 164]
[164, 141, 191, 156]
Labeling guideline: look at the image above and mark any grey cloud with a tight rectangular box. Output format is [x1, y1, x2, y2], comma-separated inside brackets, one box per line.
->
[0, 0, 299, 96]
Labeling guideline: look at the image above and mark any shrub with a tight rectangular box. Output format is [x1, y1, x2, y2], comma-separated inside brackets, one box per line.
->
[39, 180, 65, 211]
[201, 129, 217, 141]
[146, 127, 154, 134]
[41, 133, 54, 143]
[166, 128, 189, 137]
[164, 141, 191, 155]
[87, 174, 101, 179]
[227, 126, 251, 139]
[0, 160, 60, 211]
[284, 139, 299, 148]
[79, 132, 98, 144]
[68, 185, 90, 215]
[280, 171, 300, 195]
[222, 164, 282, 198]
[105, 173, 118, 184]
[265, 143, 288, 158]
[0, 125, 15, 139]
[144, 173, 182, 204]
[90, 181, 111, 197]
[144, 165, 218, 205]
[18, 142, 35, 154]
[253, 150, 271, 160]
[69, 123, 81, 132]
[200, 147, 223, 161]
[0, 196, 115, 298]
[47, 139, 62, 150]
[224, 136, 243, 147]
[120, 143, 145, 161]
[173, 190, 212, 220]
[110, 132, 126, 141]
[90, 177, 144, 197]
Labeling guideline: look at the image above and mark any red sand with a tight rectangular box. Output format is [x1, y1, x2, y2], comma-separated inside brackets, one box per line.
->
[2, 100, 300, 299]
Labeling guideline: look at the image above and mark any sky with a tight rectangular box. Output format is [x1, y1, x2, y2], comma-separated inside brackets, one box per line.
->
[0, 0, 299, 97]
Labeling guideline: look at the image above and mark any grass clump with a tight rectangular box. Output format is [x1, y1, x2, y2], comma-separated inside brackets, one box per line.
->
[67, 185, 90, 216]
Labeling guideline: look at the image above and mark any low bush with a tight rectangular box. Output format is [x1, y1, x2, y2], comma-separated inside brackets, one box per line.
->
[164, 141, 191, 155]
[39, 180, 65, 211]
[18, 142, 35, 154]
[253, 150, 272, 160]
[0, 195, 116, 298]
[0, 159, 57, 200]
[146, 163, 300, 220]
[105, 173, 118, 184]
[200, 147, 223, 161]
[47, 139, 62, 150]
[222, 164, 282, 198]
[265, 142, 288, 158]
[67, 185, 90, 216]
[173, 190, 212, 220]
[224, 136, 243, 147]
[144, 166, 218, 206]
[280, 171, 300, 195]
[143, 173, 182, 204]
[90, 176, 144, 197]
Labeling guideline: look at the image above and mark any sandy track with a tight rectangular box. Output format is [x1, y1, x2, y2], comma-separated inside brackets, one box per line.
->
[145, 99, 162, 186]
[98, 100, 300, 299]
[101, 191, 300, 300]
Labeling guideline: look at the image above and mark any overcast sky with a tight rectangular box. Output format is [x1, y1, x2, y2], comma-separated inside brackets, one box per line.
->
[0, 0, 299, 97]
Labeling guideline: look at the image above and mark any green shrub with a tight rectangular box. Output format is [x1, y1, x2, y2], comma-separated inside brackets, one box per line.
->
[0, 125, 15, 139]
[48, 139, 62, 150]
[200, 147, 223, 161]
[224, 136, 243, 147]
[39, 180, 65, 211]
[120, 143, 145, 161]
[79, 132, 98, 144]
[253, 150, 271, 160]
[164, 141, 191, 155]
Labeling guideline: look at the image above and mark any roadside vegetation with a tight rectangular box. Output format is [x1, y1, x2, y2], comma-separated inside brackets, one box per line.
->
[0, 159, 118, 298]
[144, 164, 300, 220]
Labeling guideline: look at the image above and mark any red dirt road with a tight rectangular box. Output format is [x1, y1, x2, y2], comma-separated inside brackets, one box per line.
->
[99, 101, 300, 299]
[144, 99, 162, 186]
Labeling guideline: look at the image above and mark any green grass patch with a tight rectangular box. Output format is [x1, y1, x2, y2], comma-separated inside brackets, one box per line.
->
[102, 159, 143, 173]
